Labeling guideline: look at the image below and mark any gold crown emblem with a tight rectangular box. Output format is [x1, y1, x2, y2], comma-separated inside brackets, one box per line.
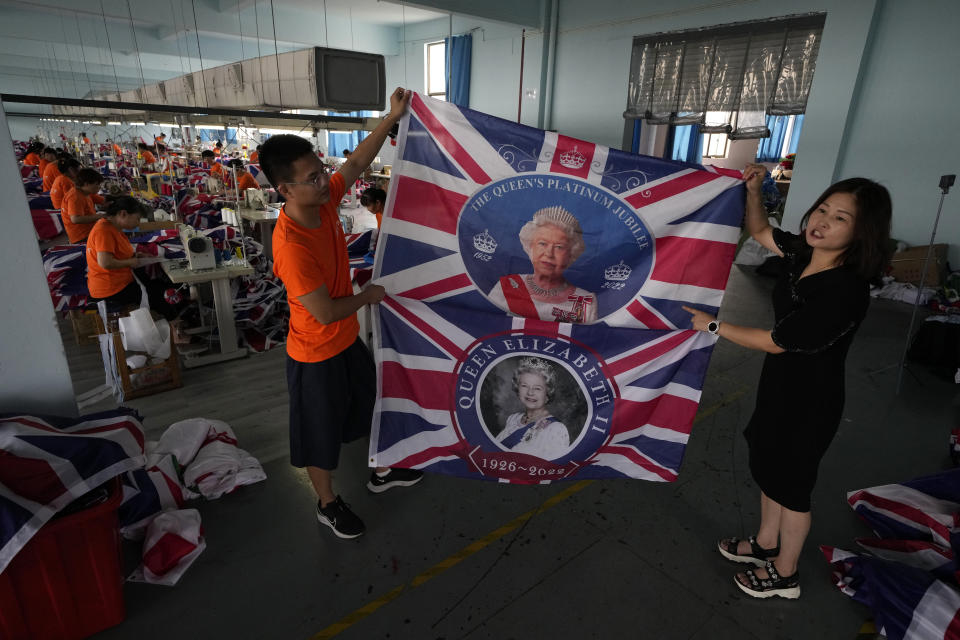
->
[558, 145, 586, 169]
[473, 229, 498, 254]
[604, 260, 632, 282]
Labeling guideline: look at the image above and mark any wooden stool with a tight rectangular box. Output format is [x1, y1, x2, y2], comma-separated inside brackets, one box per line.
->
[68, 308, 100, 345]
[92, 307, 183, 399]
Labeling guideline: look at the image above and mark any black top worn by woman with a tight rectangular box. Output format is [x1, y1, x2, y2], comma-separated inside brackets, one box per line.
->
[744, 228, 870, 512]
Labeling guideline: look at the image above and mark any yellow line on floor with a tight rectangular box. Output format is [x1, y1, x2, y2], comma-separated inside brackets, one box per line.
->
[310, 391, 746, 639]
[310, 480, 593, 639]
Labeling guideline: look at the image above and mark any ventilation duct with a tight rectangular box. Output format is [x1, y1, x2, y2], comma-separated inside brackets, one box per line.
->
[48, 47, 385, 118]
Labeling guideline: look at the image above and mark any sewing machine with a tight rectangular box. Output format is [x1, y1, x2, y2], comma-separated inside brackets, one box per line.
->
[178, 224, 216, 271]
[244, 188, 267, 210]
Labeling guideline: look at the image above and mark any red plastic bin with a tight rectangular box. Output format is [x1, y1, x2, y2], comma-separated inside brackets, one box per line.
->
[0, 478, 126, 640]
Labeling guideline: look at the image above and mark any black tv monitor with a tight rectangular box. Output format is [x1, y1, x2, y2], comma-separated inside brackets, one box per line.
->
[315, 47, 386, 112]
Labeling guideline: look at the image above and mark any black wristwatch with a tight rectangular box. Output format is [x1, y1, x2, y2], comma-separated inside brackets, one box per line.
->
[707, 320, 721, 335]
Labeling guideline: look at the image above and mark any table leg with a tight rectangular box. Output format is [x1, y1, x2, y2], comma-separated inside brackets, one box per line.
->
[258, 220, 273, 261]
[181, 277, 248, 368]
[212, 277, 239, 355]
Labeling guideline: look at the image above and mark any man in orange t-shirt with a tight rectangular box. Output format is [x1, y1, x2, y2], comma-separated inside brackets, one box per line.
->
[260, 87, 421, 540]
[202, 150, 224, 179]
[62, 169, 105, 243]
[138, 144, 156, 167]
[248, 145, 260, 164]
[50, 159, 81, 209]
[228, 158, 259, 191]
[23, 142, 41, 166]
[42, 157, 62, 192]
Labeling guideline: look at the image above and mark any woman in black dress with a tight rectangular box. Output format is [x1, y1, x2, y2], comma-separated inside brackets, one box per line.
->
[683, 163, 892, 599]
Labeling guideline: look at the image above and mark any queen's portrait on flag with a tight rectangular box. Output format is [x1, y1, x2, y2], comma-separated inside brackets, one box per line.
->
[487, 206, 598, 324]
[495, 356, 570, 459]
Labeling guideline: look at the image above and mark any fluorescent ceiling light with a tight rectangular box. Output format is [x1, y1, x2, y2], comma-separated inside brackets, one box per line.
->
[107, 121, 122, 125]
[155, 123, 178, 127]
[128, 122, 146, 126]
[258, 127, 303, 134]
[195, 124, 226, 130]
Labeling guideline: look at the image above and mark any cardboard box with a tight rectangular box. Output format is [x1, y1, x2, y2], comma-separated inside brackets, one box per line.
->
[889, 243, 949, 286]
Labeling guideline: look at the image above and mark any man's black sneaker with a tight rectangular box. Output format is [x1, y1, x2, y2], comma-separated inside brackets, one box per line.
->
[367, 468, 425, 493]
[316, 495, 365, 539]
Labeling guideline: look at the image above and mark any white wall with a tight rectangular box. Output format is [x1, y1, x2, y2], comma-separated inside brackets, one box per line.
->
[833, 0, 960, 264]
[0, 106, 77, 417]
[549, 0, 879, 236]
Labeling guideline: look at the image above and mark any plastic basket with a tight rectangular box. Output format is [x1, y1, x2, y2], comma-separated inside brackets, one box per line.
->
[0, 478, 125, 640]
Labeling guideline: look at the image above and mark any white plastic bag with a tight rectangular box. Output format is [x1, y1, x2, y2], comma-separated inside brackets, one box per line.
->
[119, 308, 171, 360]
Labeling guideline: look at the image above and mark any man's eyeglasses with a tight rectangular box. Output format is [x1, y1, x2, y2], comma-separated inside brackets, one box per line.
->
[284, 174, 326, 189]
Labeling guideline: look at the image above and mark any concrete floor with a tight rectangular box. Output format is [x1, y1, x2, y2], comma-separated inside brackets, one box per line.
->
[60, 260, 956, 640]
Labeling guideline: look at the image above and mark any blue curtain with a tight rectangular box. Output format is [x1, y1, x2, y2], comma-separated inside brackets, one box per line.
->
[787, 114, 804, 155]
[327, 110, 376, 156]
[630, 120, 642, 154]
[444, 34, 472, 107]
[756, 115, 789, 161]
[669, 125, 702, 163]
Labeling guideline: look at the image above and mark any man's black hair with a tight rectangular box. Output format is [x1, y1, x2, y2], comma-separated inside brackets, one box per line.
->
[258, 134, 315, 187]
[228, 158, 245, 170]
[360, 187, 386, 207]
[201, 149, 215, 159]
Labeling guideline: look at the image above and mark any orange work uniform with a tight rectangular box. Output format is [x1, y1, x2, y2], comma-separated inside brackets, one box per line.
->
[62, 189, 99, 243]
[86, 218, 134, 298]
[272, 172, 357, 362]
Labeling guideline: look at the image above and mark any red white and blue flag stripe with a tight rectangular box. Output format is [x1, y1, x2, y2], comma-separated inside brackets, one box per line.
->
[369, 93, 745, 483]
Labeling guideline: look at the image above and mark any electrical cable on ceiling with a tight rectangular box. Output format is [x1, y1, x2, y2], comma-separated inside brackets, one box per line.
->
[46, 42, 67, 100]
[237, 0, 246, 61]
[56, 10, 79, 98]
[100, 0, 122, 95]
[73, 10, 94, 97]
[190, 0, 210, 108]
[170, 0, 193, 107]
[254, 0, 265, 107]
[269, 0, 283, 108]
[126, 0, 148, 92]
[323, 0, 329, 47]
[350, 6, 355, 50]
[402, 3, 407, 87]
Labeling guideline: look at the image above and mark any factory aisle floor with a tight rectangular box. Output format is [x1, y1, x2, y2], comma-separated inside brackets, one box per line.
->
[61, 263, 955, 640]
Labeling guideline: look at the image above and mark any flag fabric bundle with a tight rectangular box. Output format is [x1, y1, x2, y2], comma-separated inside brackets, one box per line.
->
[822, 546, 960, 639]
[821, 468, 960, 639]
[369, 93, 745, 484]
[0, 409, 147, 573]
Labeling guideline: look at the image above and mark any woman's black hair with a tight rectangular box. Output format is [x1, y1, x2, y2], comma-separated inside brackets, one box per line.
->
[57, 157, 81, 173]
[258, 134, 315, 187]
[106, 196, 147, 217]
[360, 187, 386, 207]
[799, 178, 893, 283]
[75, 168, 103, 186]
[201, 149, 216, 159]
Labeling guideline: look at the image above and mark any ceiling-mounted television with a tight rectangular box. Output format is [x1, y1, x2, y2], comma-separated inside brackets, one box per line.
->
[314, 47, 386, 112]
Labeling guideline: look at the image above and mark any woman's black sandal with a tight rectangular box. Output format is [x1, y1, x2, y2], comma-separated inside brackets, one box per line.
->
[734, 561, 801, 599]
[717, 535, 779, 567]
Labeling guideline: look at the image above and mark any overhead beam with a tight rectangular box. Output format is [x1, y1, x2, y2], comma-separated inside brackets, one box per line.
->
[383, 0, 543, 28]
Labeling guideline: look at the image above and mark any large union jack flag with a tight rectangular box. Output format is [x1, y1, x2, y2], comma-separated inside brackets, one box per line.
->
[369, 93, 744, 483]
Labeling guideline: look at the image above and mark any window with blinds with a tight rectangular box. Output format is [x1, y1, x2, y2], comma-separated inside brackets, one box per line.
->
[623, 13, 825, 139]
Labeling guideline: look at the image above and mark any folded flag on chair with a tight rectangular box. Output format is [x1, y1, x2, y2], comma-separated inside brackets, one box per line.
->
[369, 92, 745, 483]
